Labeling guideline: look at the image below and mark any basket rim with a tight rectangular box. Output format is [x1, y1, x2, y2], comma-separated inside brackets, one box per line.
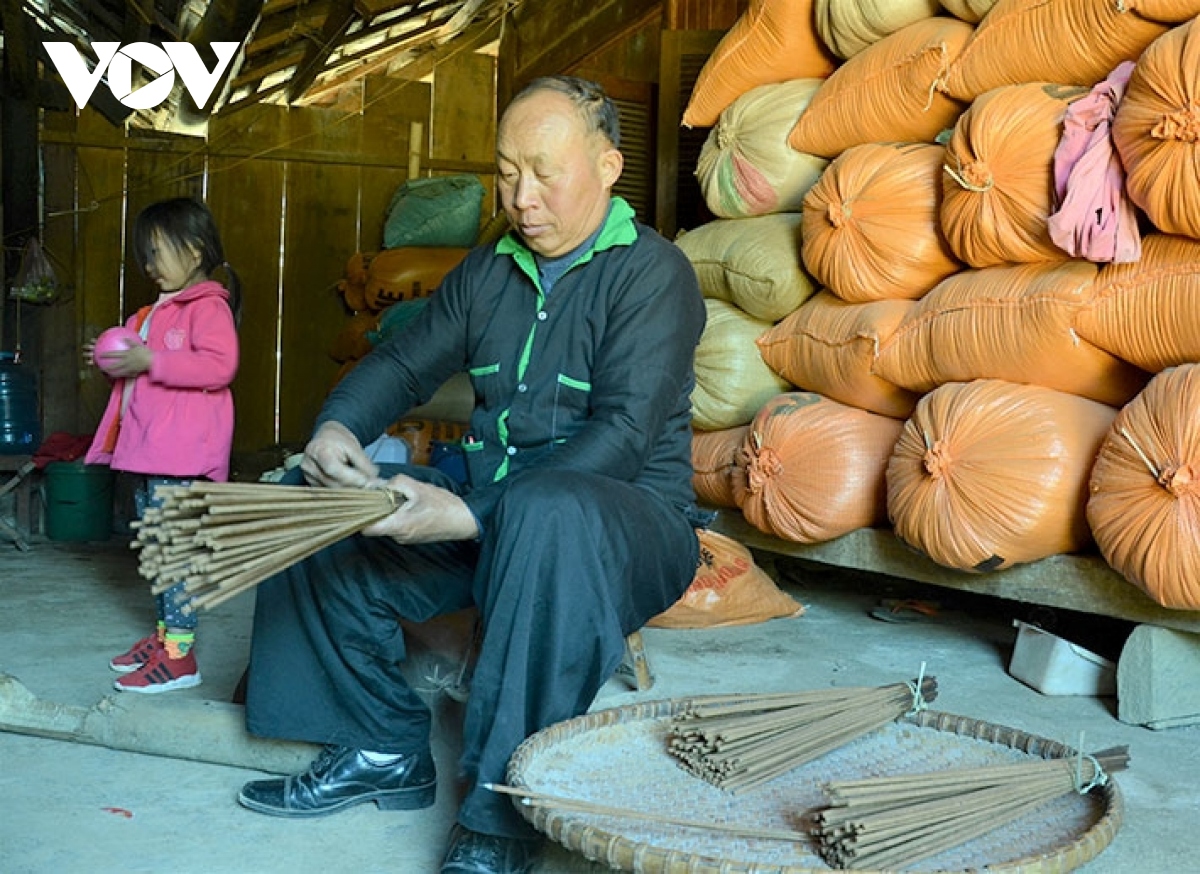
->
[507, 697, 1123, 874]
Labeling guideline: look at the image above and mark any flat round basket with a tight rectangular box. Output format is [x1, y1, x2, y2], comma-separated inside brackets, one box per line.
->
[506, 699, 1122, 873]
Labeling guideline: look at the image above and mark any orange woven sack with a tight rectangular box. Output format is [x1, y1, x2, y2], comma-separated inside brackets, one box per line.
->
[329, 311, 378, 363]
[732, 391, 903, 543]
[875, 261, 1149, 408]
[1088, 364, 1200, 610]
[787, 17, 974, 159]
[648, 528, 805, 629]
[941, 83, 1086, 268]
[887, 379, 1117, 572]
[1112, 20, 1200, 241]
[676, 213, 818, 322]
[692, 425, 750, 509]
[757, 291, 920, 419]
[1074, 234, 1200, 373]
[682, 0, 837, 129]
[345, 251, 372, 286]
[692, 299, 793, 432]
[801, 142, 961, 301]
[365, 247, 469, 311]
[386, 419, 469, 466]
[940, 0, 1171, 102]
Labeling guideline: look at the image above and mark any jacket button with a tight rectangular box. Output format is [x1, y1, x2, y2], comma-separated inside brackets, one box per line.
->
[537, 311, 548, 321]
[506, 446, 517, 456]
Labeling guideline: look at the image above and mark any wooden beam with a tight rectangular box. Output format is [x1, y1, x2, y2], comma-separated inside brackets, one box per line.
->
[246, 1, 336, 58]
[231, 44, 308, 90]
[285, 0, 359, 102]
[294, 17, 445, 103]
[300, 0, 502, 103]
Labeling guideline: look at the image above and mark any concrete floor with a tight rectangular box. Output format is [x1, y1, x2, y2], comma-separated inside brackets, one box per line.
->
[1, 533, 1197, 874]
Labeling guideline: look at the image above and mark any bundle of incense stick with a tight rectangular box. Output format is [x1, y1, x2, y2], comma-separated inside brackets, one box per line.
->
[668, 676, 938, 794]
[810, 745, 1129, 870]
[132, 481, 402, 613]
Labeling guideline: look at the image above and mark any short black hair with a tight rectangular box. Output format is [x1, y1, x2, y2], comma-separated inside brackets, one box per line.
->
[132, 197, 242, 325]
[510, 75, 621, 150]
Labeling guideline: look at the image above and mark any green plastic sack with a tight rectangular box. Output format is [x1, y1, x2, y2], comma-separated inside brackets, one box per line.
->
[367, 298, 430, 346]
[383, 175, 484, 249]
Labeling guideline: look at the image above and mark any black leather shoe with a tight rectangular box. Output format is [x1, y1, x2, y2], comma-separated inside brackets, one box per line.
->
[440, 824, 540, 874]
[237, 744, 436, 818]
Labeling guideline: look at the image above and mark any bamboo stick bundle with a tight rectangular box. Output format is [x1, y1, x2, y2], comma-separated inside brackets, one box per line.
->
[132, 481, 402, 613]
[810, 745, 1129, 870]
[668, 676, 938, 793]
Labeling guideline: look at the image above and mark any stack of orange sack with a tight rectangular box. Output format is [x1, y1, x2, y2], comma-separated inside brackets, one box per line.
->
[677, 0, 1200, 610]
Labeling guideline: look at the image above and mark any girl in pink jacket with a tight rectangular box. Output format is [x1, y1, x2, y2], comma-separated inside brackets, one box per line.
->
[85, 197, 240, 693]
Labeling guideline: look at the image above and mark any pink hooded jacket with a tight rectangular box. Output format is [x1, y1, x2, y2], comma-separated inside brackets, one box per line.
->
[85, 280, 238, 481]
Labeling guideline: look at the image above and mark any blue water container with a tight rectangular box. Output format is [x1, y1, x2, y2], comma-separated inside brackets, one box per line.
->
[0, 352, 42, 455]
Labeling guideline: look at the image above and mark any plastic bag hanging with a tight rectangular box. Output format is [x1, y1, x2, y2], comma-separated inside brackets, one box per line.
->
[9, 238, 59, 304]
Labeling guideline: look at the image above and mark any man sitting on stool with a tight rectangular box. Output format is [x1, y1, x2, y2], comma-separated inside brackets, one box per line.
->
[237, 75, 707, 874]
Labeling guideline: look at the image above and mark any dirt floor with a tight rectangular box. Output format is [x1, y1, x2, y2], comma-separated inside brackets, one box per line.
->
[2, 530, 1198, 873]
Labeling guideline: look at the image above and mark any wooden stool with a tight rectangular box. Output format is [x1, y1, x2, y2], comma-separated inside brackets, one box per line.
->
[0, 456, 36, 551]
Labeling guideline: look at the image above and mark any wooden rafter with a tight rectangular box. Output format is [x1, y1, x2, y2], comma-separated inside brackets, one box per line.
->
[284, 0, 359, 101]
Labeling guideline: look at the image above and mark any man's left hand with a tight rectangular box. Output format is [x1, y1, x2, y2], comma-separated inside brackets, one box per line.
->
[362, 472, 480, 543]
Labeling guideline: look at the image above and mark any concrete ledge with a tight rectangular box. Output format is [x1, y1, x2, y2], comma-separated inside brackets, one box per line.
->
[709, 510, 1200, 634]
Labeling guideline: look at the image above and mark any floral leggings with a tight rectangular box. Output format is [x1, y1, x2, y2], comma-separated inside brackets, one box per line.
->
[134, 475, 199, 630]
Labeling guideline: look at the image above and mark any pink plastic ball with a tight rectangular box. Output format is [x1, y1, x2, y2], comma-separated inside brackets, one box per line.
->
[94, 326, 142, 377]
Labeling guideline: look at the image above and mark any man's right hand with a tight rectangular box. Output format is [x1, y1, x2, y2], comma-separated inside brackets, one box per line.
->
[301, 421, 380, 489]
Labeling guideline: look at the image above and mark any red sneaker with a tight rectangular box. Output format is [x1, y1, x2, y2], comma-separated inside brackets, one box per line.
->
[109, 633, 163, 674]
[113, 649, 201, 693]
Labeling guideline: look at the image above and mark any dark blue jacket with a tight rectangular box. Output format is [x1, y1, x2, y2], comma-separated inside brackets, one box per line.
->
[318, 197, 707, 526]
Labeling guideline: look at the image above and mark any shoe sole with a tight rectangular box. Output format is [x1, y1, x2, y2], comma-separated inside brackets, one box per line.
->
[109, 661, 144, 674]
[236, 782, 436, 818]
[113, 673, 203, 693]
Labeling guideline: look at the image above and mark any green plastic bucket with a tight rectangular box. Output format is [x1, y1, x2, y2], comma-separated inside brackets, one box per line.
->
[44, 461, 114, 541]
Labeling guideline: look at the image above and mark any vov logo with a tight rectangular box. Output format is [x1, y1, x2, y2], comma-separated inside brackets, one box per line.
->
[43, 42, 240, 111]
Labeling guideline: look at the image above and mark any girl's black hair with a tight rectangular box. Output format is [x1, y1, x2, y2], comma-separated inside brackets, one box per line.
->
[132, 197, 242, 325]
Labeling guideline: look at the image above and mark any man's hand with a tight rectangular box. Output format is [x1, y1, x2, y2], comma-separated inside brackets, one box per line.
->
[361, 472, 480, 544]
[301, 421, 380, 488]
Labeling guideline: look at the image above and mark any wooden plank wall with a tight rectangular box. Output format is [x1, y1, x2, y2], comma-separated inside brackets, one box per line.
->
[33, 66, 496, 462]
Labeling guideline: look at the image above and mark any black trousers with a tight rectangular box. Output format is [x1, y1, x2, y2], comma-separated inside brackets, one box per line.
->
[244, 465, 698, 837]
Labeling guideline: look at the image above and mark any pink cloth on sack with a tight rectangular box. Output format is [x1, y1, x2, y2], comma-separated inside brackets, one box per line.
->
[1047, 61, 1142, 264]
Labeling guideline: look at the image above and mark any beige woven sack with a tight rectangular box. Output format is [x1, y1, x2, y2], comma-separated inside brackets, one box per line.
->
[733, 392, 903, 543]
[787, 17, 973, 159]
[682, 0, 837, 128]
[941, 83, 1085, 268]
[1074, 233, 1200, 373]
[1088, 364, 1200, 610]
[888, 379, 1117, 572]
[802, 142, 961, 302]
[938, 0, 997, 23]
[1112, 20, 1200, 241]
[940, 0, 1170, 102]
[691, 426, 750, 509]
[815, 0, 943, 60]
[675, 214, 818, 322]
[757, 291, 920, 419]
[692, 299, 793, 431]
[696, 80, 829, 219]
[874, 261, 1149, 407]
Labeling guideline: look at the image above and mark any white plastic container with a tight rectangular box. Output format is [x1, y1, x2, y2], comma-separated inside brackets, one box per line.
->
[1008, 619, 1117, 696]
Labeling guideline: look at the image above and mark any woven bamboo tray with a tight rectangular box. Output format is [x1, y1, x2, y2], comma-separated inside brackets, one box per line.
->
[506, 699, 1123, 873]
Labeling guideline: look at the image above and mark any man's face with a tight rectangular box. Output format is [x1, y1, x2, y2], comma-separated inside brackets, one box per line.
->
[495, 90, 622, 258]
